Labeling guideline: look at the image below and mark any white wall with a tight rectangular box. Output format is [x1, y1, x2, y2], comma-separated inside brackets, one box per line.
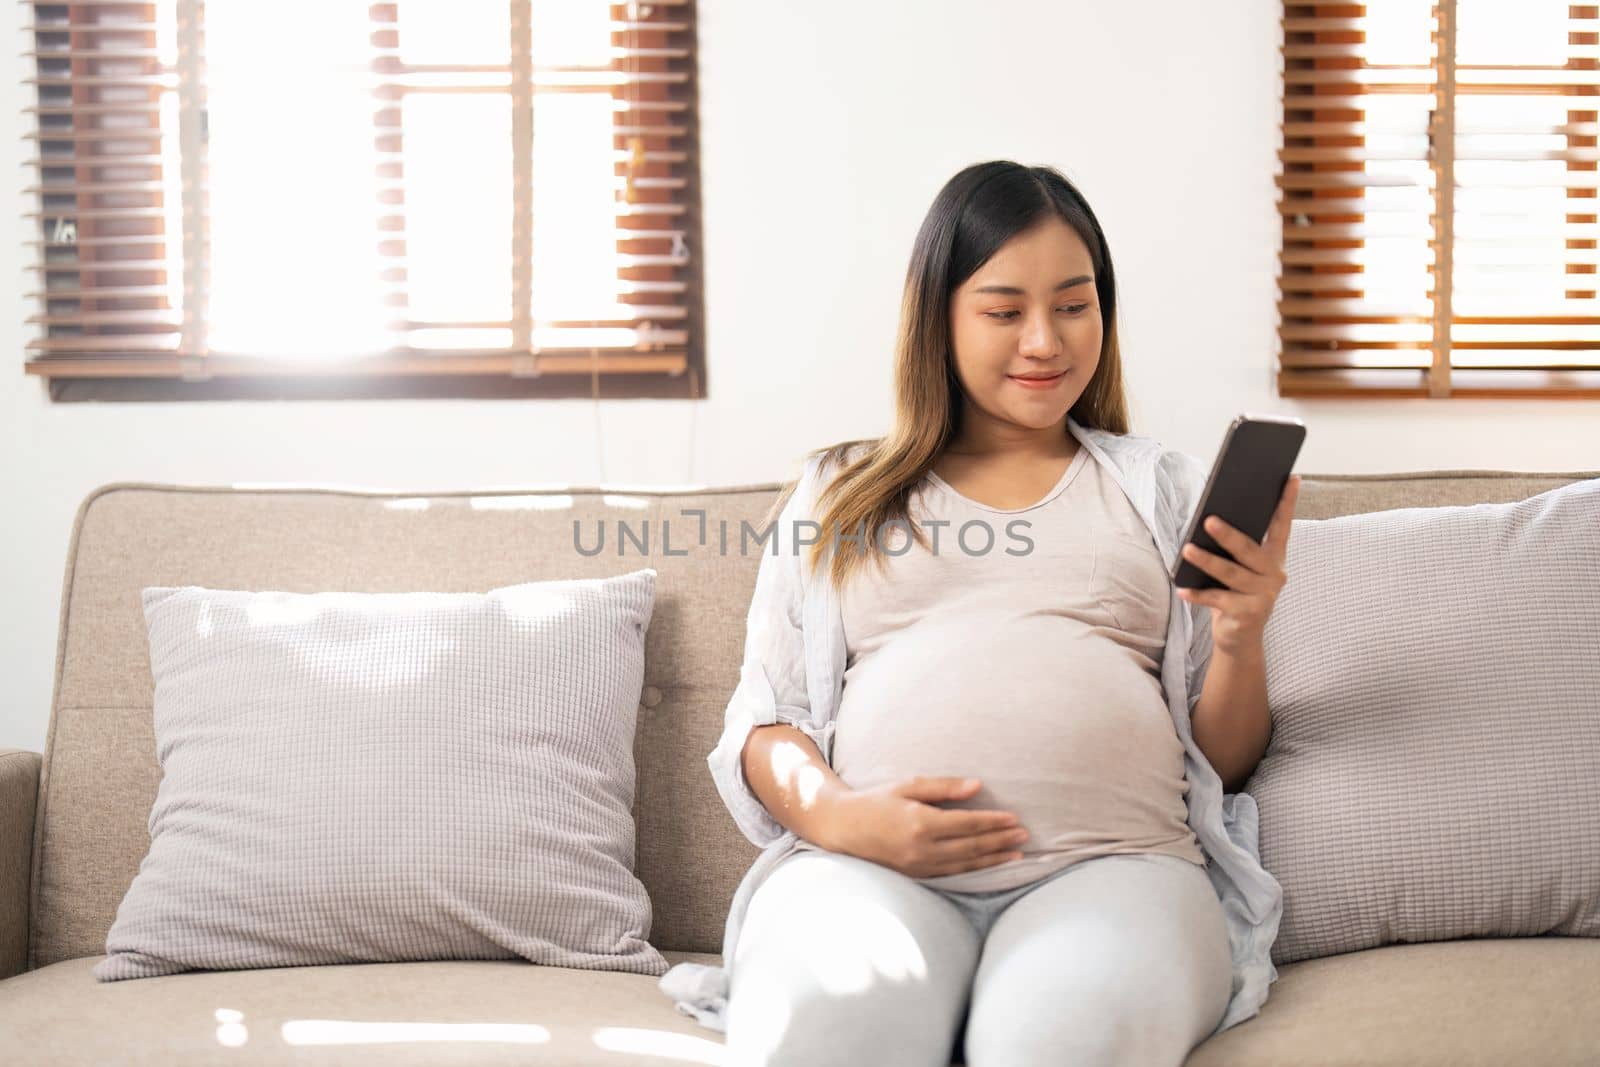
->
[3, 0, 1597, 753]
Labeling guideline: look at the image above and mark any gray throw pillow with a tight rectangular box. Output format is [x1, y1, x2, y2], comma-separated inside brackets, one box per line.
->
[1254, 479, 1600, 965]
[97, 569, 667, 981]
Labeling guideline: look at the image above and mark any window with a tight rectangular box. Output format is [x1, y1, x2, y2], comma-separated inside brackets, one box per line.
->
[24, 0, 704, 401]
[1278, 1, 1599, 397]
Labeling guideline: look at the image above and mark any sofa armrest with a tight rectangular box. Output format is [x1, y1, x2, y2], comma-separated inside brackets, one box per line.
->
[0, 748, 41, 980]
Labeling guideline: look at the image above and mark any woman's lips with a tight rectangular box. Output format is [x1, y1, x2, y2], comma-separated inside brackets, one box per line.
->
[1008, 370, 1067, 389]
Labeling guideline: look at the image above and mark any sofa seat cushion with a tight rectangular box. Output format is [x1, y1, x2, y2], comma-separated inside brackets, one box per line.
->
[1187, 936, 1600, 1067]
[3, 938, 1595, 1065]
[0, 950, 726, 1066]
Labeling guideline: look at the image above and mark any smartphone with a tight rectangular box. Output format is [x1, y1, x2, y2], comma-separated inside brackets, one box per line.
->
[1171, 414, 1307, 590]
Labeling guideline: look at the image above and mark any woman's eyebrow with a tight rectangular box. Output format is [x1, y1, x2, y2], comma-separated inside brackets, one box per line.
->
[972, 275, 1093, 295]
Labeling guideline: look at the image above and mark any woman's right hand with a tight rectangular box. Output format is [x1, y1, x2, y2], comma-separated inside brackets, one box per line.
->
[830, 776, 1028, 879]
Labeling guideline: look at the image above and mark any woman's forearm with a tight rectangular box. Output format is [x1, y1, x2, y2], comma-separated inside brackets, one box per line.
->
[741, 724, 856, 850]
[1190, 643, 1273, 794]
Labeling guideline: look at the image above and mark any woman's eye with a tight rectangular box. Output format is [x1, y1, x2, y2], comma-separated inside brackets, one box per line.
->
[984, 305, 1088, 320]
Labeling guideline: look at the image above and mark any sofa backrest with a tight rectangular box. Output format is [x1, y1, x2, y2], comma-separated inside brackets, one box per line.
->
[29, 468, 1600, 968]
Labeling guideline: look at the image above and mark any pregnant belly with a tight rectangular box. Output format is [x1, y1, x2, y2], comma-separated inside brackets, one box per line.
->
[831, 628, 1194, 879]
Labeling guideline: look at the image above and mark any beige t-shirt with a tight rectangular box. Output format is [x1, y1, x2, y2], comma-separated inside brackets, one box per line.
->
[807, 444, 1204, 893]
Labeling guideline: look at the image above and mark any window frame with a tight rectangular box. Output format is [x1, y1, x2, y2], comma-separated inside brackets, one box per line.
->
[22, 0, 707, 403]
[1277, 0, 1600, 398]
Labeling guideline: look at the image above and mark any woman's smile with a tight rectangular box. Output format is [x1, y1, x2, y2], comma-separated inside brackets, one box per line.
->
[1008, 368, 1068, 390]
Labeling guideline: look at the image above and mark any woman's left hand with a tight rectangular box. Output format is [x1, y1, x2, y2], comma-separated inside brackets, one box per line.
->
[1176, 475, 1301, 657]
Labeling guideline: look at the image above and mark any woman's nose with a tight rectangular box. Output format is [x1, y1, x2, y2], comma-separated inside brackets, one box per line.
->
[1018, 313, 1064, 357]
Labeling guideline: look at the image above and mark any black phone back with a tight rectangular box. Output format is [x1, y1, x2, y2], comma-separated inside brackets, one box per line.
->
[1171, 414, 1307, 590]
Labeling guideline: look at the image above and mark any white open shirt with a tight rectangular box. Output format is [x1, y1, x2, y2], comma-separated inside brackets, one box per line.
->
[657, 414, 1285, 1038]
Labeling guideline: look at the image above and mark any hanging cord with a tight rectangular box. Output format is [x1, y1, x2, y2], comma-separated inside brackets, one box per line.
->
[685, 364, 697, 483]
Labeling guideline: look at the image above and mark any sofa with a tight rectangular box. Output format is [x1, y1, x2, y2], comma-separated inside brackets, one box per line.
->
[1, 468, 1597, 1066]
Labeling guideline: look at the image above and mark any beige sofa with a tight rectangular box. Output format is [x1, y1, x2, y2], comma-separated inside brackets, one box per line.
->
[2, 469, 1598, 1066]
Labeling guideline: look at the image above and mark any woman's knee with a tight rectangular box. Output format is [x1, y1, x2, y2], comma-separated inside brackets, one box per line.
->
[726, 850, 981, 1066]
[728, 964, 963, 1067]
[961, 855, 1232, 1066]
[963, 984, 1189, 1067]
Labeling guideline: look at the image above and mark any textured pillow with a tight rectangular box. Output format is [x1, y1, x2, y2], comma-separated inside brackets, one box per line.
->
[1254, 479, 1600, 965]
[97, 569, 667, 981]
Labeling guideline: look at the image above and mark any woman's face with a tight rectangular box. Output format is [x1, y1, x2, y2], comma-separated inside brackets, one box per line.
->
[947, 216, 1103, 450]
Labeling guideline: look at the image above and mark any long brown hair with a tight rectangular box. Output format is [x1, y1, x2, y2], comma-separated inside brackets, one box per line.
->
[767, 161, 1132, 592]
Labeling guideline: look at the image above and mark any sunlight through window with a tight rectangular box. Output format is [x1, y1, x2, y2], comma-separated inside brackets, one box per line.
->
[189, 1, 639, 358]
[589, 1025, 728, 1064]
[1330, 0, 1598, 375]
[214, 1008, 248, 1048]
[205, 2, 387, 356]
[281, 1019, 551, 1046]
[25, 0, 701, 393]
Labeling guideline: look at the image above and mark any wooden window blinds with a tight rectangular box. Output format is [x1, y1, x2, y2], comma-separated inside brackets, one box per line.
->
[1279, 1, 1599, 397]
[23, 0, 704, 401]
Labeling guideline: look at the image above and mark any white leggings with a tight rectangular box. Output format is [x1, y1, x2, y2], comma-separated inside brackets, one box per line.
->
[725, 848, 1233, 1067]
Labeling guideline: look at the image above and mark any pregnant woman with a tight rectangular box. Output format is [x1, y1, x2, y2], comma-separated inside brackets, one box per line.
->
[692, 160, 1299, 1066]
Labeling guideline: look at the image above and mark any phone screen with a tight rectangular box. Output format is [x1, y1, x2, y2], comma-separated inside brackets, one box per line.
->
[1171, 414, 1306, 591]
